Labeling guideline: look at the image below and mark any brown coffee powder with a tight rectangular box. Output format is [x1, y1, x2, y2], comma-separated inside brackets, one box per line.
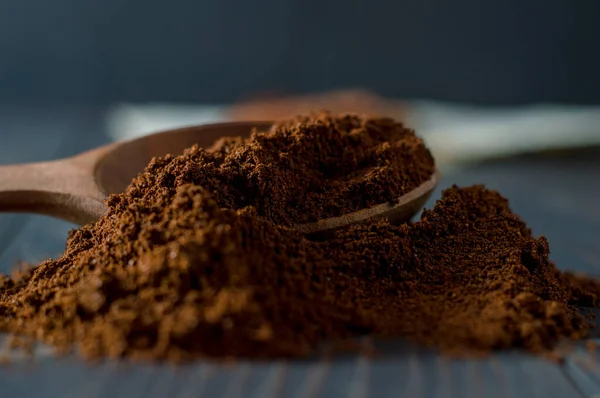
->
[129, 112, 435, 226]
[0, 113, 598, 362]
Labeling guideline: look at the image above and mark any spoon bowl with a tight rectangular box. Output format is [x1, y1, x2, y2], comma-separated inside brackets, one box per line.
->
[0, 122, 439, 234]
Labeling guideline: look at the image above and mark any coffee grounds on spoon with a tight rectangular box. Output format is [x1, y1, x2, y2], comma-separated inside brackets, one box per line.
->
[0, 113, 598, 362]
[131, 112, 435, 226]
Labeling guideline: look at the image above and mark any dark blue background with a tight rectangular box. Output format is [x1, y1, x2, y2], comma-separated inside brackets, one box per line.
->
[1, 0, 599, 105]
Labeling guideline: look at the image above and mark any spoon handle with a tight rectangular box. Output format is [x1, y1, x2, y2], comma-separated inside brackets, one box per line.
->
[0, 151, 109, 225]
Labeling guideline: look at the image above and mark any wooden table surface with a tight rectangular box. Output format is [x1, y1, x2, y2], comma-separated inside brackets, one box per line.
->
[1, 107, 600, 397]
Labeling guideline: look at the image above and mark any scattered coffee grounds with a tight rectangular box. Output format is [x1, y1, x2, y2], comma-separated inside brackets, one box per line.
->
[129, 112, 435, 226]
[0, 113, 599, 362]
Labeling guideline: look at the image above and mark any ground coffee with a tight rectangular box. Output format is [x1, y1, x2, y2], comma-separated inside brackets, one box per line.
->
[130, 112, 435, 226]
[0, 113, 598, 362]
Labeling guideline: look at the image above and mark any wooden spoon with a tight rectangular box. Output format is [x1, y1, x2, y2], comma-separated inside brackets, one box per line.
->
[0, 122, 439, 234]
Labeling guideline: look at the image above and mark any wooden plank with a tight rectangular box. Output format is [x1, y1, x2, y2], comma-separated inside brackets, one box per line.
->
[562, 341, 600, 398]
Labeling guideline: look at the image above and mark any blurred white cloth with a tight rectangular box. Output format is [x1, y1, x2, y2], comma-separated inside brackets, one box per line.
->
[406, 102, 600, 166]
[106, 104, 228, 139]
[106, 101, 600, 168]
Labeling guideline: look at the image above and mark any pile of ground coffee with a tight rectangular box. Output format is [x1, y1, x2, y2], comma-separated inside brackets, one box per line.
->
[130, 112, 435, 226]
[0, 113, 598, 362]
